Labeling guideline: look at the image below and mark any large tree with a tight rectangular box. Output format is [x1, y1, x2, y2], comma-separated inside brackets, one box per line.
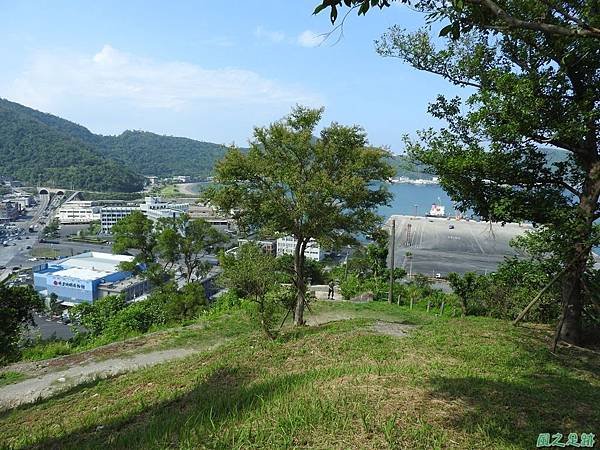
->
[157, 214, 226, 283]
[112, 211, 225, 285]
[314, 0, 599, 345]
[206, 106, 394, 325]
[0, 282, 44, 364]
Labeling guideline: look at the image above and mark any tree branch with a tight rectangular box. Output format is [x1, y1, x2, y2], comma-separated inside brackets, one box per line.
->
[471, 0, 600, 39]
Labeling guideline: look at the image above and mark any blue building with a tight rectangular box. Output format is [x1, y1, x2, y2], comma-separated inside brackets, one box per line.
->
[33, 252, 138, 305]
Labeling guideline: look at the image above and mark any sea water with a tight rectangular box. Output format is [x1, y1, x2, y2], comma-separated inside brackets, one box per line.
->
[190, 182, 456, 218]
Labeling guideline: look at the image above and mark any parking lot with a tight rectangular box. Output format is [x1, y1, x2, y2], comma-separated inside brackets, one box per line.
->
[387, 215, 531, 275]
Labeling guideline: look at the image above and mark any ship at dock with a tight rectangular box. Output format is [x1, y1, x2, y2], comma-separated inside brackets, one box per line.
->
[426, 200, 446, 218]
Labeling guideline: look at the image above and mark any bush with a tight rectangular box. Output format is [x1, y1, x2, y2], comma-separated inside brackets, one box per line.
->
[445, 259, 562, 323]
[204, 290, 242, 319]
[339, 274, 389, 301]
[103, 301, 166, 339]
[166, 282, 207, 321]
[72, 295, 127, 337]
[1, 284, 44, 364]
[339, 274, 362, 300]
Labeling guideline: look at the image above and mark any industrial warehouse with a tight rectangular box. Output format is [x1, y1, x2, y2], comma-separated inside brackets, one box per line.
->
[32, 252, 149, 305]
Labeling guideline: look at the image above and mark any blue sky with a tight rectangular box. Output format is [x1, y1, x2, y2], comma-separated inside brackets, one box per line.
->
[0, 0, 465, 152]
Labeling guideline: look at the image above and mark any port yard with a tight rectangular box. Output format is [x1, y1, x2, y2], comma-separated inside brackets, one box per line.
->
[387, 215, 532, 276]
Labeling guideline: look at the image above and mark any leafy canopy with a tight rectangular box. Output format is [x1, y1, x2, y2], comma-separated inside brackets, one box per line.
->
[206, 105, 395, 248]
[0, 282, 44, 364]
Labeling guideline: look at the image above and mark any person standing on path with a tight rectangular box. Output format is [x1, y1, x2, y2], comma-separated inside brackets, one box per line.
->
[328, 280, 335, 300]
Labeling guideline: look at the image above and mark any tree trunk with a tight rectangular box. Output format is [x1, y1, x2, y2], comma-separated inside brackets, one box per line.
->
[559, 176, 598, 345]
[293, 238, 307, 326]
[460, 297, 467, 317]
[559, 245, 588, 344]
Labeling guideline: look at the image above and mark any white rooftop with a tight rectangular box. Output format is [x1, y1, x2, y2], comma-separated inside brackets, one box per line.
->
[52, 267, 113, 281]
[53, 252, 134, 279]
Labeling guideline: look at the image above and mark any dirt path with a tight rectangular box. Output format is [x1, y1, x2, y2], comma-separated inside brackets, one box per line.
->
[0, 347, 199, 411]
[2, 323, 206, 379]
[305, 309, 418, 338]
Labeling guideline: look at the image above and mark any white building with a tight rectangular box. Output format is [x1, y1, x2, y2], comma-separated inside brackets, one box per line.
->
[32, 252, 148, 304]
[100, 197, 189, 233]
[276, 236, 325, 261]
[139, 197, 189, 222]
[100, 206, 139, 233]
[58, 201, 102, 224]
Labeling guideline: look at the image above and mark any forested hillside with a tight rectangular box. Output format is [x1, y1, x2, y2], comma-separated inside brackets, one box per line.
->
[0, 99, 144, 192]
[1, 98, 450, 189]
[0, 99, 235, 187]
[97, 131, 229, 178]
[388, 154, 434, 179]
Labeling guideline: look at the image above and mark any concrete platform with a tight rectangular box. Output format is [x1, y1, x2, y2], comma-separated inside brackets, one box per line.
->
[386, 215, 532, 276]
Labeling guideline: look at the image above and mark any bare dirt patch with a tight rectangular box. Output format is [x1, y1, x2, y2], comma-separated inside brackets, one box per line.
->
[371, 321, 417, 338]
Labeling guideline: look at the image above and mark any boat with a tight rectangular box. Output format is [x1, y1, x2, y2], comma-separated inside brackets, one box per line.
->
[426, 199, 446, 218]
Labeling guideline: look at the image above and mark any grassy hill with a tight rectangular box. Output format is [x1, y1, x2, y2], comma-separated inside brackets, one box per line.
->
[1, 301, 597, 449]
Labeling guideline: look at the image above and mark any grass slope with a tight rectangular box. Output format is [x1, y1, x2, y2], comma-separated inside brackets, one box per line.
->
[1, 302, 598, 449]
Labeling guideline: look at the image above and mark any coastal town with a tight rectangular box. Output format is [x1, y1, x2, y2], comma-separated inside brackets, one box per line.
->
[0, 1, 598, 449]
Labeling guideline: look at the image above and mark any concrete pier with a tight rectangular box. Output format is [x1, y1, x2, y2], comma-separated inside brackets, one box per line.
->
[386, 215, 532, 276]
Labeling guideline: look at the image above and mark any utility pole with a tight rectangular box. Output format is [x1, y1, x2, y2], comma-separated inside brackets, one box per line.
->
[388, 219, 396, 304]
[344, 246, 349, 281]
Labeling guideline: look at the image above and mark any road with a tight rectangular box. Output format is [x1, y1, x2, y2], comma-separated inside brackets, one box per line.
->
[0, 193, 54, 281]
[387, 215, 531, 276]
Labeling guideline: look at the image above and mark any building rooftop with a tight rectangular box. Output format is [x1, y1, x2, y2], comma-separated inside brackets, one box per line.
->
[51, 252, 134, 278]
[51, 267, 114, 281]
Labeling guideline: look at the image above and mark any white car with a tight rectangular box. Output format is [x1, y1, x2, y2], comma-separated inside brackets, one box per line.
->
[28, 257, 38, 262]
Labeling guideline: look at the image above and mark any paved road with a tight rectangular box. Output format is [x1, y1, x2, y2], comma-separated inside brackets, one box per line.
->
[387, 215, 531, 275]
[0, 193, 52, 281]
[27, 314, 74, 340]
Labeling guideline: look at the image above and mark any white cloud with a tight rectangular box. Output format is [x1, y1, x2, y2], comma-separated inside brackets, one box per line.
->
[254, 26, 285, 43]
[297, 30, 325, 48]
[5, 44, 320, 111]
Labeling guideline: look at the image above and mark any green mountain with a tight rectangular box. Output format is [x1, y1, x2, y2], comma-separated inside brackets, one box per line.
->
[96, 131, 229, 178]
[388, 154, 435, 179]
[0, 99, 144, 192]
[0, 99, 232, 191]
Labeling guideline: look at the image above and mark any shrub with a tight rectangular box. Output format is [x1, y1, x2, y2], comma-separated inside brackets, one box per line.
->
[0, 284, 44, 364]
[204, 290, 242, 319]
[72, 295, 127, 337]
[166, 282, 207, 322]
[103, 301, 166, 338]
[339, 274, 362, 300]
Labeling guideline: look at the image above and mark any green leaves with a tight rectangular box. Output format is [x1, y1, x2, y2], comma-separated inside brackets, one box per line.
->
[0, 283, 44, 363]
[207, 105, 394, 325]
[438, 22, 461, 40]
